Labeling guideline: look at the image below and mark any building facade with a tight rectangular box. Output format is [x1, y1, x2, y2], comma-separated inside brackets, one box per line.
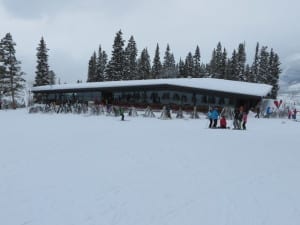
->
[31, 78, 272, 111]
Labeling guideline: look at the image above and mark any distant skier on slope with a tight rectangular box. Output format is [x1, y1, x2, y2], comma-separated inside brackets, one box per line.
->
[120, 107, 125, 121]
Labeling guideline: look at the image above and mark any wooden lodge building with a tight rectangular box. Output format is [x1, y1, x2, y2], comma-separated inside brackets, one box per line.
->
[31, 78, 272, 111]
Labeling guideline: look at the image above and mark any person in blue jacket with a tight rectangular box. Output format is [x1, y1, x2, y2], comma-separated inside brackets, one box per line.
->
[211, 107, 219, 128]
[207, 109, 213, 128]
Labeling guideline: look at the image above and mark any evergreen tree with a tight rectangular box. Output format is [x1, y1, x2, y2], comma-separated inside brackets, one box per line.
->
[0, 40, 5, 95]
[209, 48, 216, 77]
[215, 42, 223, 78]
[87, 52, 97, 82]
[178, 58, 185, 78]
[193, 46, 201, 77]
[162, 44, 176, 78]
[0, 33, 25, 108]
[220, 48, 227, 79]
[34, 37, 50, 86]
[151, 43, 162, 79]
[201, 63, 208, 77]
[106, 30, 125, 81]
[96, 45, 107, 81]
[185, 52, 194, 77]
[269, 49, 281, 98]
[137, 48, 151, 80]
[244, 64, 251, 82]
[0, 41, 5, 91]
[250, 42, 260, 82]
[227, 49, 239, 81]
[236, 43, 246, 81]
[257, 46, 269, 84]
[123, 36, 137, 80]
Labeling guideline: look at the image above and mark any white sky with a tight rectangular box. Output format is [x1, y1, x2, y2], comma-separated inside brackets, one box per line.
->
[0, 0, 299, 84]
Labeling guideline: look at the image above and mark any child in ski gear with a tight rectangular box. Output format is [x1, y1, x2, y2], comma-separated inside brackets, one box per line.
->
[242, 112, 248, 130]
[207, 109, 213, 128]
[220, 116, 227, 129]
[288, 109, 292, 119]
[265, 106, 272, 118]
[292, 108, 297, 120]
[211, 108, 219, 128]
[120, 107, 125, 121]
[233, 108, 240, 129]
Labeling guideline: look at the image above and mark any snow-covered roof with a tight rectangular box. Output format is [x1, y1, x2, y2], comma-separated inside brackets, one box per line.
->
[31, 78, 272, 97]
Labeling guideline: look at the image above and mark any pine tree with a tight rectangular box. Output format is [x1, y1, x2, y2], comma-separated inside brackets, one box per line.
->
[0, 40, 5, 94]
[106, 30, 125, 81]
[178, 58, 185, 78]
[185, 52, 194, 77]
[201, 63, 208, 77]
[96, 45, 107, 81]
[236, 43, 246, 81]
[220, 48, 227, 79]
[269, 49, 281, 98]
[193, 46, 201, 77]
[244, 64, 251, 82]
[87, 52, 97, 82]
[227, 50, 239, 81]
[215, 42, 223, 78]
[123, 36, 137, 80]
[34, 37, 50, 86]
[250, 42, 260, 82]
[162, 44, 176, 78]
[137, 48, 151, 80]
[257, 46, 269, 84]
[209, 48, 216, 77]
[0, 33, 25, 108]
[151, 44, 162, 79]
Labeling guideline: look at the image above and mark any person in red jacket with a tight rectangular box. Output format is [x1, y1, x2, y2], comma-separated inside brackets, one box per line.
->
[220, 115, 227, 129]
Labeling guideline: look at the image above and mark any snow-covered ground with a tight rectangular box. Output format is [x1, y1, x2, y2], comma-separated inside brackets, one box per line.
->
[1, 109, 300, 225]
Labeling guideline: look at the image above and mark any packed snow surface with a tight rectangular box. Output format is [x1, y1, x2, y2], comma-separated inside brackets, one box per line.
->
[1, 109, 300, 225]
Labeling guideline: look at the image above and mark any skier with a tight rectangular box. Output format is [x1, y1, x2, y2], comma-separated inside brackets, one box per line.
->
[211, 107, 219, 128]
[207, 108, 213, 128]
[233, 108, 240, 129]
[292, 108, 297, 120]
[288, 108, 292, 119]
[219, 115, 227, 129]
[242, 112, 248, 130]
[265, 106, 272, 118]
[120, 107, 125, 121]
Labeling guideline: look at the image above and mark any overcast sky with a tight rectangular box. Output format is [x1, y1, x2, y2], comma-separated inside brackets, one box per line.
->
[0, 0, 299, 85]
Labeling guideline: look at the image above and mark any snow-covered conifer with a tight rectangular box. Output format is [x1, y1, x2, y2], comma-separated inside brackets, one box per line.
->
[124, 36, 138, 80]
[106, 30, 125, 81]
[185, 52, 194, 77]
[34, 37, 50, 86]
[0, 33, 25, 108]
[137, 48, 151, 80]
[151, 44, 162, 79]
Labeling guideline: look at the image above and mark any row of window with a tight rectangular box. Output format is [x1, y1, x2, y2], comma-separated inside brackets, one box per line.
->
[40, 90, 235, 107]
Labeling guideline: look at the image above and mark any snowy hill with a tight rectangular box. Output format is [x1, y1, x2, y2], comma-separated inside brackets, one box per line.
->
[1, 109, 300, 225]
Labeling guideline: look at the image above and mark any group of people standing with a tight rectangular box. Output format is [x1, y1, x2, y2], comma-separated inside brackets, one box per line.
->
[233, 107, 248, 130]
[207, 106, 248, 130]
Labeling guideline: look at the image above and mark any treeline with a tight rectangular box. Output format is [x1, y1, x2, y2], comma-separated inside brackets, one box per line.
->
[0, 33, 56, 108]
[87, 30, 281, 98]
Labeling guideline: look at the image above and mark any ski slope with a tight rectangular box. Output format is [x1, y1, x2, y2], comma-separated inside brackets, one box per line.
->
[1, 109, 300, 225]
